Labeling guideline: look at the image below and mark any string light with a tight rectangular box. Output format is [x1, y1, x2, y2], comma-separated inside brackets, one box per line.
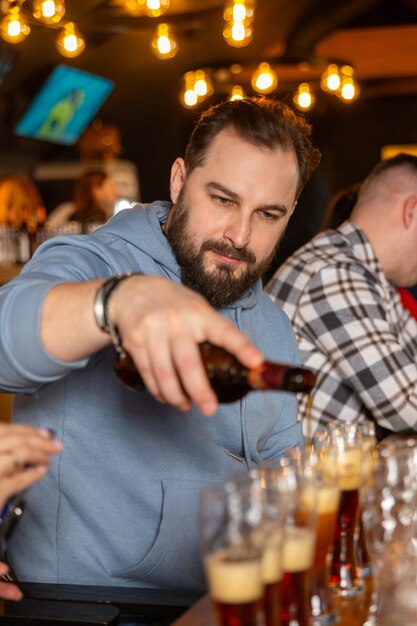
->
[229, 85, 245, 101]
[338, 66, 360, 102]
[293, 83, 315, 111]
[32, 0, 65, 25]
[321, 63, 341, 93]
[55, 21, 85, 58]
[223, 0, 255, 48]
[133, 0, 170, 18]
[0, 4, 30, 43]
[151, 23, 178, 59]
[251, 62, 278, 94]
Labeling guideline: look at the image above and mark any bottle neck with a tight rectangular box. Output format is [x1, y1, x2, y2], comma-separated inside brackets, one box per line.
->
[248, 362, 285, 391]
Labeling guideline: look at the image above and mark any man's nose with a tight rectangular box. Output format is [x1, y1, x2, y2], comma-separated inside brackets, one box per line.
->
[223, 216, 251, 249]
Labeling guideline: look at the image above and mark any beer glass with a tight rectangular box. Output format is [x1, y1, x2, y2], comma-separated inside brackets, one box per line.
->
[246, 466, 287, 626]
[263, 453, 317, 626]
[309, 458, 340, 625]
[319, 423, 364, 597]
[200, 482, 265, 626]
[355, 421, 376, 579]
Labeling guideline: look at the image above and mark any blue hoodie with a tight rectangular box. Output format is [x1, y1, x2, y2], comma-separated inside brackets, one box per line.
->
[0, 201, 302, 590]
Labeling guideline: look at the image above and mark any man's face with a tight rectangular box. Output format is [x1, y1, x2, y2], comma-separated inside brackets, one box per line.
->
[166, 128, 299, 307]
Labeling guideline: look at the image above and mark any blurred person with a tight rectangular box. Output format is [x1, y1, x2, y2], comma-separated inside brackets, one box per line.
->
[0, 423, 62, 600]
[47, 169, 119, 232]
[0, 175, 43, 226]
[267, 154, 417, 441]
[0, 97, 320, 590]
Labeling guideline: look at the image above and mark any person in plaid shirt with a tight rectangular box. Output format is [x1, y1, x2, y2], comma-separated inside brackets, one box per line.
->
[266, 153, 417, 441]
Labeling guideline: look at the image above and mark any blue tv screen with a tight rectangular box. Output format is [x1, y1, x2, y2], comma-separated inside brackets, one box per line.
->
[15, 65, 114, 145]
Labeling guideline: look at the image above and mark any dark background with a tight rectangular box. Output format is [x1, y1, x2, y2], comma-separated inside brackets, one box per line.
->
[1, 0, 417, 264]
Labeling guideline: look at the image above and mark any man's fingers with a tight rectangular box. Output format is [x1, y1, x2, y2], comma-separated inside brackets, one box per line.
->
[0, 465, 48, 505]
[171, 336, 217, 415]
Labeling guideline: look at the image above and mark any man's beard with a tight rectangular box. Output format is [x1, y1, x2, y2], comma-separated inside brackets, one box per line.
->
[165, 189, 278, 308]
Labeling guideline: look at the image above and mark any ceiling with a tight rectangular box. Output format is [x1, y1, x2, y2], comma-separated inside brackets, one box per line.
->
[1, 0, 417, 198]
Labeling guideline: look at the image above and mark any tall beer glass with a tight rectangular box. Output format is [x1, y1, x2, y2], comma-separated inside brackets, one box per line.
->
[247, 466, 287, 626]
[263, 454, 317, 626]
[321, 423, 364, 597]
[355, 421, 376, 579]
[200, 483, 265, 626]
[310, 466, 340, 624]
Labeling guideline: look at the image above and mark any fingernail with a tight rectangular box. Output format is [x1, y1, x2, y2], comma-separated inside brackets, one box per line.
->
[201, 402, 217, 416]
[37, 466, 48, 475]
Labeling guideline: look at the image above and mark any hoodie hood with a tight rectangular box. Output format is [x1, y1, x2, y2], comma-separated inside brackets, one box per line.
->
[100, 201, 263, 311]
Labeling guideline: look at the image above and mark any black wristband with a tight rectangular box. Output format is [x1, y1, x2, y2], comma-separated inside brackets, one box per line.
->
[93, 273, 134, 334]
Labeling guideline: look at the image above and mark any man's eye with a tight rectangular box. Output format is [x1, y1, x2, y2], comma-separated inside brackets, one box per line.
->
[213, 195, 233, 206]
[258, 210, 279, 221]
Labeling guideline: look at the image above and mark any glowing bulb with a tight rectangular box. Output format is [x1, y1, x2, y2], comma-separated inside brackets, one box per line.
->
[0, 9, 30, 43]
[223, 22, 252, 47]
[151, 23, 178, 59]
[56, 22, 85, 58]
[321, 64, 341, 93]
[293, 83, 315, 111]
[251, 62, 278, 94]
[180, 89, 198, 108]
[339, 76, 360, 102]
[194, 73, 213, 98]
[137, 0, 170, 17]
[232, 2, 246, 21]
[33, 0, 65, 24]
[229, 85, 245, 101]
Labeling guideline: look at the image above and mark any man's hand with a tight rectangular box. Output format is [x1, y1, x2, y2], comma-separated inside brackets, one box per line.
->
[0, 423, 63, 507]
[110, 275, 263, 415]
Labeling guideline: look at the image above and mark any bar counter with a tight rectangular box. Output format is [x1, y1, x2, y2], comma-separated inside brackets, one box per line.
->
[171, 579, 373, 626]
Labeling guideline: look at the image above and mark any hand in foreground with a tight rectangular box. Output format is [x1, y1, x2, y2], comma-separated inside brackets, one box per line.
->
[0, 562, 22, 600]
[0, 423, 63, 509]
[110, 275, 263, 415]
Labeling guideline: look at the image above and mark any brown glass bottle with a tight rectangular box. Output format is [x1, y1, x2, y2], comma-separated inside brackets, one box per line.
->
[114, 341, 317, 403]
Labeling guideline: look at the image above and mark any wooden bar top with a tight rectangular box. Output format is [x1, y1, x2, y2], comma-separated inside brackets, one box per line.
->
[171, 579, 373, 626]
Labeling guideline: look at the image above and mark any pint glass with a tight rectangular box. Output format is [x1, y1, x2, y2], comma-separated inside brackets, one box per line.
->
[263, 452, 317, 626]
[200, 483, 265, 626]
[324, 424, 364, 597]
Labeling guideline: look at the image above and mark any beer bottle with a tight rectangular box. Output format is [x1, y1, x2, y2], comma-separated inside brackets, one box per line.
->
[114, 341, 317, 403]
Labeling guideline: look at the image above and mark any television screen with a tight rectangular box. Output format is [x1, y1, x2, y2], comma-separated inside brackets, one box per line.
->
[14, 65, 114, 146]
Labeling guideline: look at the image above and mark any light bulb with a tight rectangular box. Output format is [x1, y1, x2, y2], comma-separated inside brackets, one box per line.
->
[229, 85, 245, 101]
[180, 88, 198, 108]
[56, 22, 85, 58]
[151, 23, 178, 59]
[293, 83, 315, 111]
[0, 9, 30, 43]
[224, 0, 255, 24]
[251, 62, 278, 94]
[33, 0, 65, 24]
[321, 64, 341, 93]
[338, 76, 360, 102]
[193, 70, 213, 97]
[137, 0, 170, 17]
[223, 22, 252, 47]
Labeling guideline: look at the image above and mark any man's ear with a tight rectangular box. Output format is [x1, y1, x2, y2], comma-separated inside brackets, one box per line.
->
[403, 195, 417, 229]
[170, 158, 186, 203]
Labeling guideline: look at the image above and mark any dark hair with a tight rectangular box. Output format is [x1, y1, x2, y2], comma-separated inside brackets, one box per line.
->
[184, 97, 321, 197]
[321, 183, 361, 231]
[72, 169, 108, 222]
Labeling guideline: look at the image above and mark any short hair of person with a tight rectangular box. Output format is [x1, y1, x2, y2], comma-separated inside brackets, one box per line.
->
[184, 96, 321, 198]
[72, 169, 109, 221]
[358, 153, 417, 204]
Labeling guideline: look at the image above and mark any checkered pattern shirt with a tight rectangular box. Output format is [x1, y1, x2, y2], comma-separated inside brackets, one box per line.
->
[266, 221, 417, 438]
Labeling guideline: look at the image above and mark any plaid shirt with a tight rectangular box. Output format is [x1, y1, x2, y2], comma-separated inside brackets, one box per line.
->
[266, 221, 417, 438]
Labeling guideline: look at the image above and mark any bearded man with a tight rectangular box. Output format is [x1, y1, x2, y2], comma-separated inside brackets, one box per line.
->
[0, 97, 319, 591]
